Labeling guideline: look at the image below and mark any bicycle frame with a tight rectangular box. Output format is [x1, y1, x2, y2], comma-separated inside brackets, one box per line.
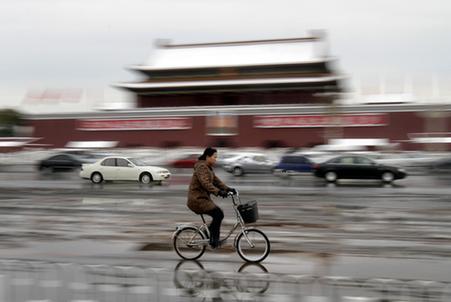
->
[173, 191, 255, 248]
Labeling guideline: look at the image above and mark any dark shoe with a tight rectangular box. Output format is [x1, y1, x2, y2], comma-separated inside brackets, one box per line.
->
[209, 239, 219, 249]
[209, 238, 227, 249]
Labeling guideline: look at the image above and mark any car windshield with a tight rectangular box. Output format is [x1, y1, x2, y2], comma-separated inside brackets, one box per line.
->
[50, 154, 72, 160]
[253, 156, 267, 162]
[355, 156, 374, 165]
[127, 158, 148, 166]
[282, 156, 304, 164]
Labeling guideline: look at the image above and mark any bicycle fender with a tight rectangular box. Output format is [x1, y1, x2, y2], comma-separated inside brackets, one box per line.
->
[172, 224, 198, 239]
[233, 226, 257, 248]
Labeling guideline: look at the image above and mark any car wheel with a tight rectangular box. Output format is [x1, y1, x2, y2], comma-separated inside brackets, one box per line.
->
[325, 171, 337, 183]
[91, 172, 103, 184]
[280, 169, 291, 178]
[39, 165, 51, 174]
[140, 172, 153, 184]
[233, 167, 244, 177]
[382, 171, 394, 183]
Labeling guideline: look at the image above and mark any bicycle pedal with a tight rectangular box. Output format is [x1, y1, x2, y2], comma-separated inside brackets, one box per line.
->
[209, 239, 227, 250]
[208, 245, 222, 251]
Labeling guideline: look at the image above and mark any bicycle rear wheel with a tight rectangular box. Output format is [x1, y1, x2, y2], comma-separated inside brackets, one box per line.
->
[173, 227, 207, 260]
[235, 228, 270, 263]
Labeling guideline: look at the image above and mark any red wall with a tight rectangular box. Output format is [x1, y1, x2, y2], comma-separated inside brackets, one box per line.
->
[29, 111, 450, 150]
[32, 117, 207, 148]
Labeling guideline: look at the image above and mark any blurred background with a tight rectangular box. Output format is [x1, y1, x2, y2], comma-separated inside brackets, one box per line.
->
[1, 0, 451, 301]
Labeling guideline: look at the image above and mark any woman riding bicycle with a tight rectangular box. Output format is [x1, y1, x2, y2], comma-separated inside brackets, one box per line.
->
[187, 147, 236, 249]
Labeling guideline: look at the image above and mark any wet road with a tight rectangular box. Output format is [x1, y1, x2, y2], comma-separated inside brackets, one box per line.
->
[1, 166, 451, 300]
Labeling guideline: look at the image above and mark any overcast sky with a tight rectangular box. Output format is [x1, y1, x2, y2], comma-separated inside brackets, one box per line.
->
[1, 0, 451, 113]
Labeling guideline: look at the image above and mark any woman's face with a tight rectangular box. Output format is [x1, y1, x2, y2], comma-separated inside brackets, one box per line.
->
[206, 152, 217, 166]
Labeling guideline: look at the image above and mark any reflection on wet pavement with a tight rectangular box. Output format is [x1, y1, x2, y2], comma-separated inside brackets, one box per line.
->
[1, 259, 451, 301]
[173, 261, 271, 300]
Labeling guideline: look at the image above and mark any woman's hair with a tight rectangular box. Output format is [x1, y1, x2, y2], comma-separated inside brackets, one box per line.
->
[198, 147, 217, 160]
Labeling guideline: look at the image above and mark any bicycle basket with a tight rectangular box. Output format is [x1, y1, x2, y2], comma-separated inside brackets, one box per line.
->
[237, 200, 259, 223]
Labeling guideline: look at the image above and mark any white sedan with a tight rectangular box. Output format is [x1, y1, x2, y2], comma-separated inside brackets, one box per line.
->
[80, 156, 171, 184]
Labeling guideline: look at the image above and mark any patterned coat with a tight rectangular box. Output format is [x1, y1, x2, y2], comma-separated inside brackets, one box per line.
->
[187, 160, 229, 214]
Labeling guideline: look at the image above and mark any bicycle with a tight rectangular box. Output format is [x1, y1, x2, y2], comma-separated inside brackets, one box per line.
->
[172, 190, 270, 263]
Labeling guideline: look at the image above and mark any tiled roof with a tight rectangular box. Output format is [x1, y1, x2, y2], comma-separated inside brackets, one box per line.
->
[131, 36, 330, 70]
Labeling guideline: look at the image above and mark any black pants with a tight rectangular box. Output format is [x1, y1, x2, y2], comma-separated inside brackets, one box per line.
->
[205, 207, 224, 246]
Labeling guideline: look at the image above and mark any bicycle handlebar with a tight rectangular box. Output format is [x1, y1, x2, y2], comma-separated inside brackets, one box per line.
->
[227, 189, 239, 197]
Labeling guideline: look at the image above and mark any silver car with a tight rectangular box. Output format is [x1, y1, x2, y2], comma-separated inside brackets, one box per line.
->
[222, 153, 275, 176]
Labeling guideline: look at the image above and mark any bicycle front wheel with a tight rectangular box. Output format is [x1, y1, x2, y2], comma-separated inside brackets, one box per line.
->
[235, 228, 270, 263]
[173, 227, 206, 260]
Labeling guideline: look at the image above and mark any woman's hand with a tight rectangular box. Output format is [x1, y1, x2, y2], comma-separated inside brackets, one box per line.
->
[218, 190, 228, 198]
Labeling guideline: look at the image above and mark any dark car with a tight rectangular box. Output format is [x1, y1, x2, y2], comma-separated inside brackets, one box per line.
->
[313, 155, 407, 183]
[429, 157, 451, 174]
[273, 155, 314, 175]
[37, 153, 90, 172]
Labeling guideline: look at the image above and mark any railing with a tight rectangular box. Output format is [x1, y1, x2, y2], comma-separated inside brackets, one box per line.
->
[1, 259, 451, 301]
